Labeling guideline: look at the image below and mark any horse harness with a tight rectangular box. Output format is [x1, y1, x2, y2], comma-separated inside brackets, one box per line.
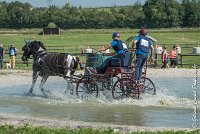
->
[55, 53, 77, 75]
[35, 50, 77, 76]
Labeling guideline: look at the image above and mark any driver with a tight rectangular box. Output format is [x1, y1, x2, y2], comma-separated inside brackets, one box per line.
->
[96, 32, 128, 74]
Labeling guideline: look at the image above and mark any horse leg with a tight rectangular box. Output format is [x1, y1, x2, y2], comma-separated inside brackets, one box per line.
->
[64, 77, 74, 95]
[28, 72, 39, 96]
[39, 75, 50, 95]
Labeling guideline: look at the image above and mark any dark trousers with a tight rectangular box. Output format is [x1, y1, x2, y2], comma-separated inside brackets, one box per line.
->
[135, 54, 148, 81]
[97, 54, 122, 74]
[161, 60, 168, 68]
[0, 59, 3, 69]
[170, 58, 178, 67]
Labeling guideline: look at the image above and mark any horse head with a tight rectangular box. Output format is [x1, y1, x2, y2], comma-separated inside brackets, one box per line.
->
[21, 40, 46, 62]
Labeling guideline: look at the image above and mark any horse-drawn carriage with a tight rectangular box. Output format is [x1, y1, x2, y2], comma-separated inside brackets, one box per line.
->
[21, 37, 156, 100]
[71, 51, 156, 100]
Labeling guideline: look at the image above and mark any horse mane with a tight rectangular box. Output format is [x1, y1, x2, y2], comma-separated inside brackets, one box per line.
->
[31, 41, 46, 51]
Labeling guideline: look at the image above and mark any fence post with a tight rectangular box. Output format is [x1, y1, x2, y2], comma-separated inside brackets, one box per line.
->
[154, 53, 158, 67]
[180, 54, 183, 67]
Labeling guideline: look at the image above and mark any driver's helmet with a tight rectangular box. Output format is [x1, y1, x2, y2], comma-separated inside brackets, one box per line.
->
[139, 27, 147, 35]
[112, 32, 120, 38]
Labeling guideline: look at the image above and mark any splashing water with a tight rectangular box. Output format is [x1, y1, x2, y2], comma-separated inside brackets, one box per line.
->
[0, 73, 199, 128]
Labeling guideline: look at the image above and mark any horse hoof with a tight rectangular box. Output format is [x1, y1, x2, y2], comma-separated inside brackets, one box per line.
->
[41, 89, 51, 96]
[27, 92, 35, 96]
[70, 91, 74, 95]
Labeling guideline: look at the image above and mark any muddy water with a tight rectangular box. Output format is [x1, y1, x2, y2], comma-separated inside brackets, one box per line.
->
[0, 73, 199, 128]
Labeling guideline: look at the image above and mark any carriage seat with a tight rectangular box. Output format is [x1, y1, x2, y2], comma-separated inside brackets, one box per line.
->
[109, 52, 132, 67]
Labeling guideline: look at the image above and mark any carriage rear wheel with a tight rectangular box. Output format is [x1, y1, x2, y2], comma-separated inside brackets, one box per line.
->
[112, 78, 139, 99]
[139, 77, 156, 95]
[76, 76, 98, 99]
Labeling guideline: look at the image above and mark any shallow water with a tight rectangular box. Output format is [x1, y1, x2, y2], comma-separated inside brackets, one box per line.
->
[0, 75, 199, 128]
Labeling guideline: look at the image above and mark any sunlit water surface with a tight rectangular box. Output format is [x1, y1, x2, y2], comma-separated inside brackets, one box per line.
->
[0, 75, 199, 128]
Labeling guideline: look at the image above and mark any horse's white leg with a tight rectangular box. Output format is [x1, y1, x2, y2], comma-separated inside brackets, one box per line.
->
[28, 72, 39, 95]
[40, 75, 49, 94]
[63, 55, 74, 95]
[66, 55, 73, 77]
[64, 78, 74, 95]
[66, 71, 71, 77]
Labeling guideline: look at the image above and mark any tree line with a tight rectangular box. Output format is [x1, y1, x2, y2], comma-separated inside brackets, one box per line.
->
[0, 0, 200, 29]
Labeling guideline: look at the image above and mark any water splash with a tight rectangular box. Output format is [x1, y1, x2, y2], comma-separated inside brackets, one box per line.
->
[29, 85, 199, 110]
[0, 75, 198, 110]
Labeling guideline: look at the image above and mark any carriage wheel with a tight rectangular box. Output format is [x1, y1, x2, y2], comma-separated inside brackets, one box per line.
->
[139, 77, 156, 95]
[112, 78, 139, 99]
[76, 77, 98, 98]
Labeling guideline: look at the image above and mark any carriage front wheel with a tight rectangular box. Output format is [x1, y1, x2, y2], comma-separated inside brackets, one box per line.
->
[139, 77, 156, 95]
[76, 76, 98, 99]
[112, 78, 139, 99]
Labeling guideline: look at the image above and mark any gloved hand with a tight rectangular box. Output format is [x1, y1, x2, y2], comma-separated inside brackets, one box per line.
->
[80, 66, 84, 70]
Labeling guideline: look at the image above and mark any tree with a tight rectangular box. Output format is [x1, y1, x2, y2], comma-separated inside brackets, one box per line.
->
[143, 0, 166, 28]
[164, 0, 182, 27]
[6, 1, 33, 28]
[0, 2, 8, 28]
[25, 7, 45, 28]
[124, 2, 145, 28]
[0, 0, 199, 29]
[182, 0, 200, 27]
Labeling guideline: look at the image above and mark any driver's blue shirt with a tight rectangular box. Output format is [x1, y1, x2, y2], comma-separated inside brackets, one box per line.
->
[111, 40, 126, 54]
[135, 36, 153, 55]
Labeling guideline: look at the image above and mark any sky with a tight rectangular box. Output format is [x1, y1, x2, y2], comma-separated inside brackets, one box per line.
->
[1, 0, 145, 7]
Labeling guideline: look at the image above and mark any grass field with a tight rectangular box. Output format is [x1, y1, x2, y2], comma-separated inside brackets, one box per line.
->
[0, 125, 199, 134]
[0, 28, 200, 69]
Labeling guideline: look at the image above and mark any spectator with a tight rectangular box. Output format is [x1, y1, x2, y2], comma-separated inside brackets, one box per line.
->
[0, 44, 4, 69]
[169, 45, 178, 68]
[7, 44, 17, 69]
[132, 27, 154, 83]
[161, 45, 169, 69]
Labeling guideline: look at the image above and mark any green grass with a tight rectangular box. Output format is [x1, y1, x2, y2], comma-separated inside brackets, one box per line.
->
[0, 125, 116, 134]
[0, 125, 199, 134]
[0, 28, 200, 69]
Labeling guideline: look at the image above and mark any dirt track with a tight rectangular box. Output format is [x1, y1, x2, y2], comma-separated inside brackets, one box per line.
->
[0, 113, 197, 133]
[0, 68, 199, 78]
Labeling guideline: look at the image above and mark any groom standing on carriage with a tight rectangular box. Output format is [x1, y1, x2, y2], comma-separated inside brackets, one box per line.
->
[132, 27, 154, 83]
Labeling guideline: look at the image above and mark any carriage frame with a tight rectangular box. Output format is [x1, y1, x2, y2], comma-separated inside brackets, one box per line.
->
[68, 36, 156, 100]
